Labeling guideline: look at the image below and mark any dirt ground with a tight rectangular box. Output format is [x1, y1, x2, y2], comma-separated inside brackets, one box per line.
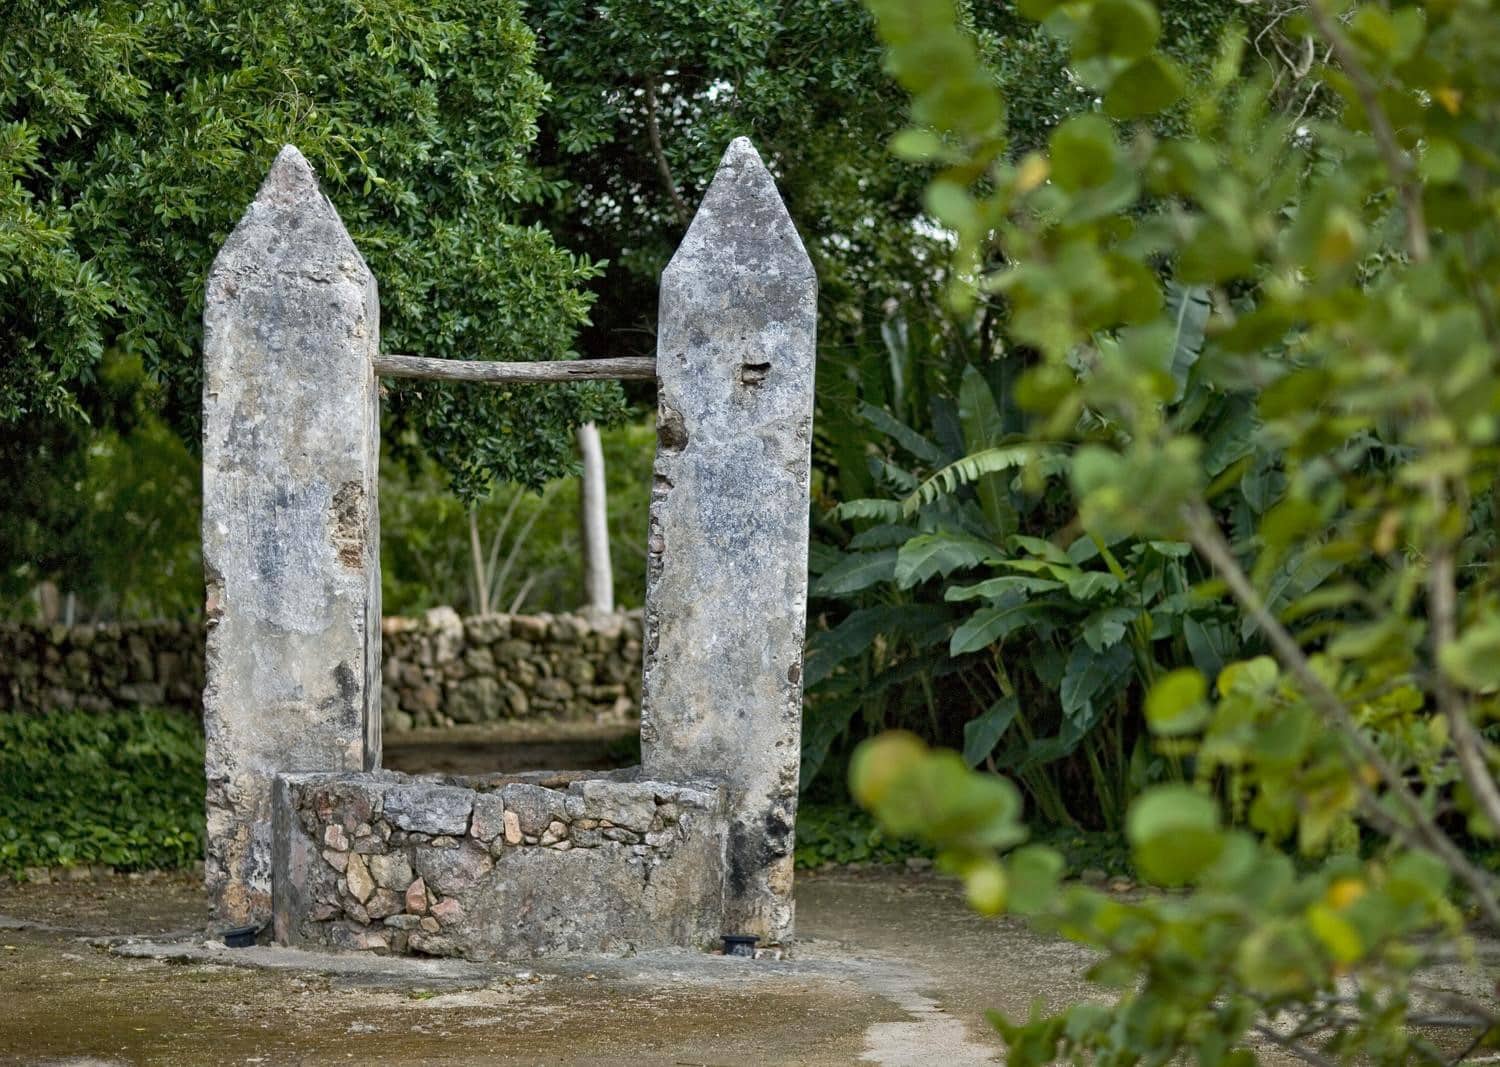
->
[0, 866, 1119, 1066]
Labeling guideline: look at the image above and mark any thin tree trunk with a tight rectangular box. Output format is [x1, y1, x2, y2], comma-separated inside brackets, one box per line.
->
[577, 422, 614, 614]
[468, 508, 491, 615]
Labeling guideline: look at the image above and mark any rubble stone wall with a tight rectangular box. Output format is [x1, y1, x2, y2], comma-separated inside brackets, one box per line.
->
[0, 607, 644, 728]
[273, 768, 727, 958]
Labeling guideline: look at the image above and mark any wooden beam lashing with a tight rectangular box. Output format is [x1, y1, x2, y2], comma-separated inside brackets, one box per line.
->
[374, 354, 656, 384]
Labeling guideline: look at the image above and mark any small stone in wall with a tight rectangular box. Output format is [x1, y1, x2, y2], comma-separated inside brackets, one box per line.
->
[431, 898, 464, 926]
[499, 783, 568, 836]
[539, 821, 567, 846]
[404, 877, 428, 914]
[502, 810, 522, 846]
[448, 676, 502, 724]
[367, 888, 403, 920]
[324, 825, 349, 851]
[412, 843, 492, 896]
[383, 783, 474, 836]
[573, 780, 657, 832]
[323, 849, 349, 873]
[469, 794, 505, 843]
[345, 853, 375, 904]
[369, 853, 413, 891]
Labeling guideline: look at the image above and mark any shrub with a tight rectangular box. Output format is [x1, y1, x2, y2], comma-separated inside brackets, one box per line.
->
[0, 709, 204, 876]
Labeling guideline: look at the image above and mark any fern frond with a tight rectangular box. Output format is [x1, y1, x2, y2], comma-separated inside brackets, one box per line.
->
[902, 446, 1059, 516]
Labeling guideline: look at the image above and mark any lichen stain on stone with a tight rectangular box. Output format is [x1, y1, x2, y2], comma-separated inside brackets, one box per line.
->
[329, 482, 366, 569]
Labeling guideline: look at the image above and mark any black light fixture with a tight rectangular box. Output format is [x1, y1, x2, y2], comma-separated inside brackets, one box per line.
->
[721, 934, 759, 957]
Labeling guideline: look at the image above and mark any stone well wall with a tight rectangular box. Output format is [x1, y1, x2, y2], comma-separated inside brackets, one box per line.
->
[273, 768, 728, 958]
[0, 608, 643, 727]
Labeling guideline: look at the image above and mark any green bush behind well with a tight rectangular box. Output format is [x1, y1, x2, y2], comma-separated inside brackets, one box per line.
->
[0, 709, 205, 877]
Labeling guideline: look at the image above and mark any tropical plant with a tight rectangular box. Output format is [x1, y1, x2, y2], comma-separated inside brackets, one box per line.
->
[851, 0, 1500, 1061]
[807, 284, 1333, 829]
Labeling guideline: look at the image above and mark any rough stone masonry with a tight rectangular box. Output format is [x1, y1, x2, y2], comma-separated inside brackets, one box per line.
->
[641, 137, 817, 943]
[202, 146, 382, 926]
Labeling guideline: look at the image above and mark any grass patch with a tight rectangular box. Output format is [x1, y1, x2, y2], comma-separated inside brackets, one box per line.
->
[0, 709, 205, 877]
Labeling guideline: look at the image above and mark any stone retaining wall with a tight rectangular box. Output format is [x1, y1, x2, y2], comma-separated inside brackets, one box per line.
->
[0, 608, 644, 728]
[0, 620, 202, 716]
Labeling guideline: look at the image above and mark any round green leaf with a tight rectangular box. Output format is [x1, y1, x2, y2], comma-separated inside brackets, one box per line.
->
[1419, 137, 1462, 184]
[890, 128, 945, 161]
[1126, 785, 1223, 885]
[1049, 114, 1119, 192]
[1145, 668, 1208, 735]
[1104, 54, 1185, 119]
[1073, 0, 1162, 60]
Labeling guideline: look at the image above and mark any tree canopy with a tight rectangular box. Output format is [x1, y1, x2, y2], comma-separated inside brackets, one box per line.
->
[3, 0, 624, 498]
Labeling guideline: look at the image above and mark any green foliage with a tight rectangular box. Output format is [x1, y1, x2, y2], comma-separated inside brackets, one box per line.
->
[0, 709, 205, 876]
[806, 340, 1271, 830]
[4, 0, 622, 499]
[853, 0, 1500, 1058]
[793, 802, 932, 870]
[381, 420, 656, 615]
[1, 354, 200, 620]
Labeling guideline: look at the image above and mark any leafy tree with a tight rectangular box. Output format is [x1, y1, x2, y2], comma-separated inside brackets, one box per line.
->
[3, 0, 624, 499]
[852, 0, 1500, 1061]
[529, 0, 1253, 364]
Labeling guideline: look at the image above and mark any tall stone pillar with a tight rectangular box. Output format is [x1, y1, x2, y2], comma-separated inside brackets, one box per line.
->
[202, 146, 382, 926]
[640, 138, 817, 941]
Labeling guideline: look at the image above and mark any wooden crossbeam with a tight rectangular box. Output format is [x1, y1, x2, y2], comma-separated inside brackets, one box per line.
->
[373, 354, 656, 383]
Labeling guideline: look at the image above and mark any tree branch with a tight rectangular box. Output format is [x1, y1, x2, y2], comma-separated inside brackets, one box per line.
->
[1253, 1023, 1339, 1067]
[1423, 472, 1500, 841]
[644, 74, 692, 226]
[1182, 504, 1500, 928]
[1304, 0, 1430, 262]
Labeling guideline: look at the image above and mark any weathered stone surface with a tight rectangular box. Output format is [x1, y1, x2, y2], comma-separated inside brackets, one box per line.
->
[273, 768, 729, 959]
[412, 843, 493, 896]
[382, 783, 473, 836]
[203, 146, 381, 925]
[345, 853, 375, 904]
[369, 853, 413, 891]
[447, 676, 502, 723]
[468, 794, 505, 843]
[570, 780, 657, 833]
[366, 887, 403, 919]
[499, 783, 569, 836]
[640, 137, 815, 942]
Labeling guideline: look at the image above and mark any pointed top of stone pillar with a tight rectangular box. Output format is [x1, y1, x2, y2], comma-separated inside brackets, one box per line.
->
[665, 137, 814, 283]
[209, 145, 370, 291]
[259, 144, 322, 206]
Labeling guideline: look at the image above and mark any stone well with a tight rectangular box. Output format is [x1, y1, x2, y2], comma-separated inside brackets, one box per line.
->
[204, 136, 815, 958]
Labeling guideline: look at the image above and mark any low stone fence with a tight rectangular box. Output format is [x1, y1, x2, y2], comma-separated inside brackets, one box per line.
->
[380, 608, 643, 730]
[0, 620, 202, 716]
[0, 608, 644, 729]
